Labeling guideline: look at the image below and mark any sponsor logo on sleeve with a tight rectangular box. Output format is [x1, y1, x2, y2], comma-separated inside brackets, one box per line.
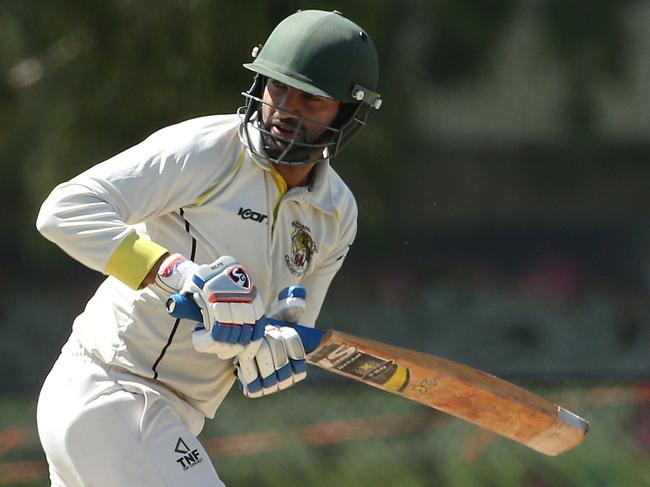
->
[175, 437, 204, 471]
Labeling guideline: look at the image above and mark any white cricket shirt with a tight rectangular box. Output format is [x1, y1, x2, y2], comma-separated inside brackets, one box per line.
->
[36, 114, 357, 417]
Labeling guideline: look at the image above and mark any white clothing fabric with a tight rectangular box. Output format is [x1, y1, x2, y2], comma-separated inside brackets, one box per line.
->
[37, 339, 224, 486]
[37, 114, 357, 417]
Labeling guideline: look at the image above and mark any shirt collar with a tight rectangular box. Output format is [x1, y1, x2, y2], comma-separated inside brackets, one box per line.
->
[243, 122, 339, 215]
[304, 159, 338, 215]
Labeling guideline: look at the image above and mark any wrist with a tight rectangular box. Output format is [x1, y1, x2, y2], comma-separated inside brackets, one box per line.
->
[140, 252, 170, 288]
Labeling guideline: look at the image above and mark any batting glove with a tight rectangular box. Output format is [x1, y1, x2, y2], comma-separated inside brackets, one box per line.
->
[156, 254, 266, 360]
[188, 256, 266, 360]
[235, 286, 308, 398]
[267, 285, 307, 323]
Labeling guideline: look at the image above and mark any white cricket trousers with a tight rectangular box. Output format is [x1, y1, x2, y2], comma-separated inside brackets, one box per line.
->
[37, 340, 226, 486]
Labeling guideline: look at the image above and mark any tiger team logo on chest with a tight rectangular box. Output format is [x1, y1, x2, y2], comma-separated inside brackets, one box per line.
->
[285, 221, 318, 277]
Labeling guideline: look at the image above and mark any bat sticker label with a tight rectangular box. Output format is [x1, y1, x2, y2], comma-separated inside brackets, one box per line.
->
[311, 342, 410, 392]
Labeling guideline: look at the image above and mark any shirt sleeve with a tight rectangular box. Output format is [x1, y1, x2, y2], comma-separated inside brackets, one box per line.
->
[36, 120, 232, 289]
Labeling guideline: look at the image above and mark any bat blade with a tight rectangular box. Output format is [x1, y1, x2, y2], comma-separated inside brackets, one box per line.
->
[302, 328, 588, 456]
[166, 295, 588, 455]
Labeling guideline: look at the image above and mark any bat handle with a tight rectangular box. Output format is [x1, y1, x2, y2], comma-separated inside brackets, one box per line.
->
[165, 294, 323, 354]
[166, 293, 204, 322]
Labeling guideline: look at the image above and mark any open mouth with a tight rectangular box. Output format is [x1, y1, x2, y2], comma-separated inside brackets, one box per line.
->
[267, 120, 310, 150]
[271, 124, 298, 141]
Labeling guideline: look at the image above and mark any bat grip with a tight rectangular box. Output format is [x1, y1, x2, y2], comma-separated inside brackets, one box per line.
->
[165, 294, 323, 354]
[166, 294, 204, 322]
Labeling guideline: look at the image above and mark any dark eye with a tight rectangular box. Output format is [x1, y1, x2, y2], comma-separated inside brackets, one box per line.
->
[270, 79, 287, 90]
[303, 92, 330, 104]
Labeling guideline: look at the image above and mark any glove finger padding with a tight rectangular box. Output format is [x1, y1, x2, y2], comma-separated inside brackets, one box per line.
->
[266, 326, 306, 389]
[281, 327, 308, 380]
[192, 324, 248, 359]
[236, 341, 277, 398]
[236, 325, 307, 398]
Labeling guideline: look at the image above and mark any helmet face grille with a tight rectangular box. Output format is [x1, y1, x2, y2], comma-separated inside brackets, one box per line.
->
[238, 77, 370, 166]
[239, 86, 341, 166]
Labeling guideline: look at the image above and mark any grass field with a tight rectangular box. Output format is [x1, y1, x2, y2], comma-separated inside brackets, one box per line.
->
[1, 378, 649, 487]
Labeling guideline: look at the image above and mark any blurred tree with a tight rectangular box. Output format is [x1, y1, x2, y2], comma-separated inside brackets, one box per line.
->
[1, 0, 268, 273]
[537, 0, 638, 137]
[424, 0, 518, 86]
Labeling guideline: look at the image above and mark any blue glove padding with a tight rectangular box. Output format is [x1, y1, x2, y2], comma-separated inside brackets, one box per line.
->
[235, 324, 307, 398]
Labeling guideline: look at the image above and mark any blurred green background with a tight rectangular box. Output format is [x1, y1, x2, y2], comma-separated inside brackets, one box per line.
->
[1, 1, 649, 485]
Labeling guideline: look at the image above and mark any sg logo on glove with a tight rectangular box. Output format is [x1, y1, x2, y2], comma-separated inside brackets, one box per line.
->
[229, 266, 251, 290]
[206, 264, 257, 305]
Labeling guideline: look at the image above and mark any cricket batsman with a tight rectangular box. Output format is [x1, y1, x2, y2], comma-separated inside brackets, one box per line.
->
[35, 9, 381, 486]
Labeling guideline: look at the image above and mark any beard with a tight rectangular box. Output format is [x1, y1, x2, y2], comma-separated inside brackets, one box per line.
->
[258, 115, 326, 164]
[263, 114, 310, 145]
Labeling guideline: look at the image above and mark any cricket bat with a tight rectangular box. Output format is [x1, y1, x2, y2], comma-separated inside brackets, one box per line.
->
[166, 295, 588, 456]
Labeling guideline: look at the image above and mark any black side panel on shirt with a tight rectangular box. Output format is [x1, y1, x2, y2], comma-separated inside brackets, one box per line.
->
[151, 208, 197, 379]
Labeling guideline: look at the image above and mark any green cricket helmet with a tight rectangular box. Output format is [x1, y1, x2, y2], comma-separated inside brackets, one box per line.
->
[238, 10, 382, 165]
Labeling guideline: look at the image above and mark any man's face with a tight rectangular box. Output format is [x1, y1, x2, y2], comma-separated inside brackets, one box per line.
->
[261, 78, 341, 153]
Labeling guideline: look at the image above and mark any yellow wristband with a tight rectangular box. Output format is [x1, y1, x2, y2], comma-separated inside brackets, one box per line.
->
[105, 233, 168, 290]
